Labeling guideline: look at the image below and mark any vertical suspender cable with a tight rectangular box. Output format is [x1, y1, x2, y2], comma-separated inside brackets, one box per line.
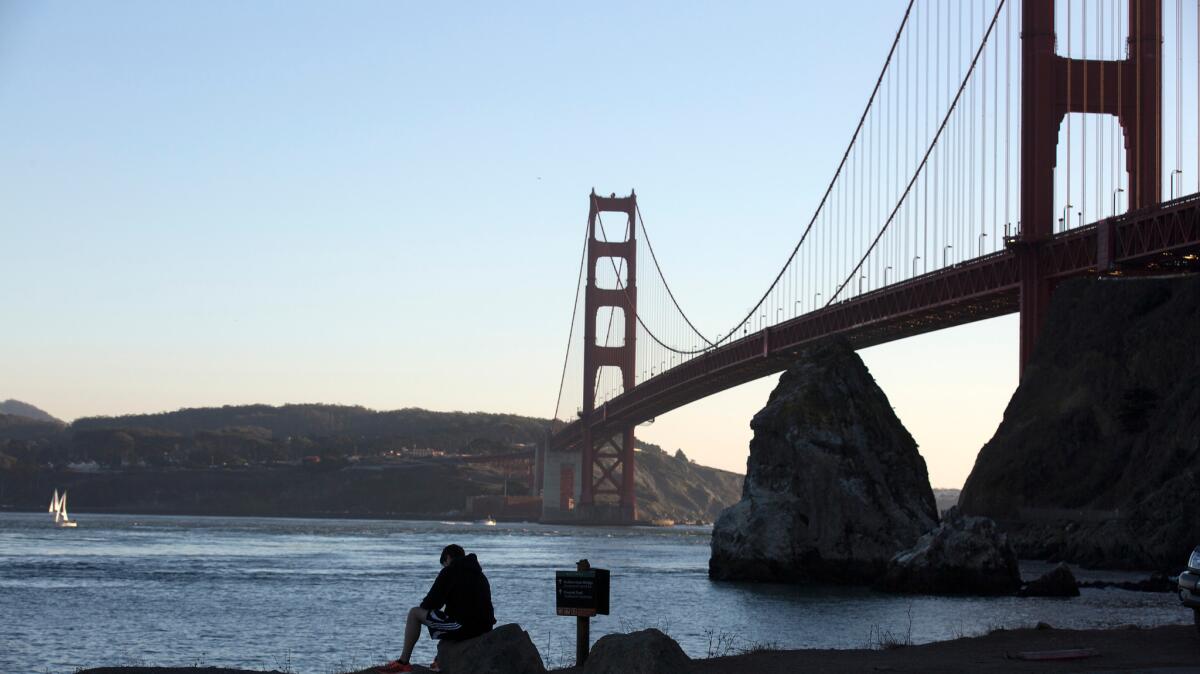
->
[993, 0, 999, 248]
[1083, 0, 1088, 225]
[982, 0, 989, 250]
[1108, 1, 1112, 216]
[887, 50, 893, 281]
[939, 0, 945, 265]
[904, 4, 911, 275]
[878, 55, 888, 285]
[1018, 0, 1024, 232]
[924, 0, 931, 273]
[828, 0, 1009, 303]
[951, 0, 957, 263]
[969, 0, 975, 249]
[840, 149, 849, 302]
[905, 10, 911, 275]
[1099, 0, 1105, 219]
[1118, 0, 1124, 212]
[1155, 0, 1161, 202]
[892, 31, 902, 275]
[1070, 0, 1080, 230]
[1178, 0, 1184, 197]
[1006, 0, 1011, 231]
[957, 2, 963, 261]
[962, 0, 967, 254]
[858, 118, 864, 293]
[1136, 3, 1142, 203]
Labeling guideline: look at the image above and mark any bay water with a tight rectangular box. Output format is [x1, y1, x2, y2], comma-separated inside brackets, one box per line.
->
[0, 512, 1189, 673]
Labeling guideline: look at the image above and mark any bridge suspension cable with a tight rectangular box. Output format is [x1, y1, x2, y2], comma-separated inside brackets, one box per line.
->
[828, 0, 1008, 304]
[556, 0, 1200, 417]
[595, 0, 923, 363]
[551, 213, 591, 422]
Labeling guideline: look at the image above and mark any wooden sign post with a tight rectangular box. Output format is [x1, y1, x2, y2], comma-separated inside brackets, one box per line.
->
[555, 559, 610, 666]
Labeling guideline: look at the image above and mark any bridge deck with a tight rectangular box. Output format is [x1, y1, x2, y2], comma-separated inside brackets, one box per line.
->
[549, 194, 1200, 452]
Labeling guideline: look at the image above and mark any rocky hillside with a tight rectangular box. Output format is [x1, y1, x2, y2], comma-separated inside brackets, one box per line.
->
[710, 339, 937, 583]
[0, 400, 63, 425]
[959, 276, 1200, 569]
[632, 447, 743, 523]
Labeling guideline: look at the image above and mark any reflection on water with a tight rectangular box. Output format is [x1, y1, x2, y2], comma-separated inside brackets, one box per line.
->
[0, 513, 1188, 673]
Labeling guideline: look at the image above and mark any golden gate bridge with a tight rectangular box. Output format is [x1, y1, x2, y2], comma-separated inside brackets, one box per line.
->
[541, 0, 1200, 523]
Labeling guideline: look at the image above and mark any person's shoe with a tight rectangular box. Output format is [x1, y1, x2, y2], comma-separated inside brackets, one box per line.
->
[375, 660, 413, 673]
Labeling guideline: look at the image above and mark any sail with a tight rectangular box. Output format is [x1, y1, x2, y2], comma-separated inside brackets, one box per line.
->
[49, 489, 59, 514]
[60, 491, 69, 521]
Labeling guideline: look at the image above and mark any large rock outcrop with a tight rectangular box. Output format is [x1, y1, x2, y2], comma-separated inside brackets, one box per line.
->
[709, 339, 938, 583]
[879, 507, 1021, 595]
[960, 276, 1200, 569]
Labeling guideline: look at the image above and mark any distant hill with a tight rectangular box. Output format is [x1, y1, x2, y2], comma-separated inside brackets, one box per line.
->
[0, 403, 743, 523]
[0, 400, 63, 425]
[0, 413, 66, 443]
[71, 404, 550, 449]
[933, 488, 960, 516]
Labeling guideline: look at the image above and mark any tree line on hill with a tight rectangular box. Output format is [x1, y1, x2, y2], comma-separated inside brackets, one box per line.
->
[0, 403, 558, 472]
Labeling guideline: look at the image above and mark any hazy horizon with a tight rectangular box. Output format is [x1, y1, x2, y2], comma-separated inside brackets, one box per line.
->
[3, 308, 1015, 490]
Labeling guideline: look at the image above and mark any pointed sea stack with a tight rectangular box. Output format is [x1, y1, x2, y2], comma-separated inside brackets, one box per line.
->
[709, 339, 937, 584]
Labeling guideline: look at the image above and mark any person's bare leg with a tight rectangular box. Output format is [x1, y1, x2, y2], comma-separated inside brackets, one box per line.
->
[399, 606, 428, 663]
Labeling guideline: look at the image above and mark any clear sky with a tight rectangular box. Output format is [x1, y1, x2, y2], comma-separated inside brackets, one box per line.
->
[1, 1, 1023, 488]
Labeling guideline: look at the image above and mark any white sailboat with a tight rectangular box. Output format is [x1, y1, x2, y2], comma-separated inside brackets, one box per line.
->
[48, 489, 78, 528]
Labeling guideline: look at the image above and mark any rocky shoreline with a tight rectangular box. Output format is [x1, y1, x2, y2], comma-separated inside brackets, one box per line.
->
[75, 625, 1200, 674]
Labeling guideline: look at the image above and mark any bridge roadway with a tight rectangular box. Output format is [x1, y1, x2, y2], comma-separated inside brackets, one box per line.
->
[550, 193, 1200, 452]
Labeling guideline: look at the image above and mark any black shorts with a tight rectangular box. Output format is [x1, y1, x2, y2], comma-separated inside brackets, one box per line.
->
[424, 609, 469, 641]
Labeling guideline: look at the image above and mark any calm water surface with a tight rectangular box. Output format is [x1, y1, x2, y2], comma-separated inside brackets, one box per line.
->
[0, 512, 1189, 673]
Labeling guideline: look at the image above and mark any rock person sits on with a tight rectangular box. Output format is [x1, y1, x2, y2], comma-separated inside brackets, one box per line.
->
[376, 544, 497, 673]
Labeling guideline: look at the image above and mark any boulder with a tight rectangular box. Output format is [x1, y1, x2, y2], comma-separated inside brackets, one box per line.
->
[959, 276, 1200, 569]
[435, 624, 546, 674]
[1019, 562, 1080, 597]
[879, 507, 1021, 595]
[709, 339, 938, 584]
[583, 628, 690, 674]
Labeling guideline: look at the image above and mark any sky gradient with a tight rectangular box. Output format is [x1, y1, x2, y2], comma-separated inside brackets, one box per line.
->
[1, 1, 1025, 487]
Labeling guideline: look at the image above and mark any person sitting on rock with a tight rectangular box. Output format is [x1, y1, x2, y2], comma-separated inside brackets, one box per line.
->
[376, 544, 497, 673]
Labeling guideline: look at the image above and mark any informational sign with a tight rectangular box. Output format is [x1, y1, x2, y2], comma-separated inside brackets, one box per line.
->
[555, 568, 610, 617]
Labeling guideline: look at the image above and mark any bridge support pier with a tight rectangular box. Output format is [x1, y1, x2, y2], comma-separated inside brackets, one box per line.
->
[1019, 0, 1162, 375]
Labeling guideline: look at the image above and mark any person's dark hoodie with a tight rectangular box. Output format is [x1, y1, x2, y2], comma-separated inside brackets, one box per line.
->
[420, 553, 496, 637]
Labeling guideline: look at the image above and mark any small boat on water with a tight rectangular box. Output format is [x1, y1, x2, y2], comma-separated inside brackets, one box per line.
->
[478, 516, 497, 526]
[48, 489, 78, 528]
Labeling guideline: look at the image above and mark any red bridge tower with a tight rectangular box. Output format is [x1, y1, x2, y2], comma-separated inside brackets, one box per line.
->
[580, 190, 638, 523]
[1018, 0, 1162, 371]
